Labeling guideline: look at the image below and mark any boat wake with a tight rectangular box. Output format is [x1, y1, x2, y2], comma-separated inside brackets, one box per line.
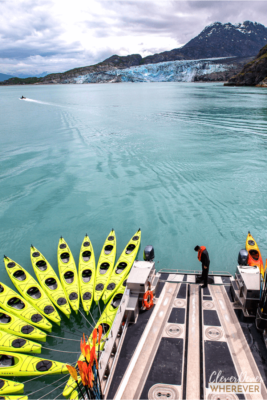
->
[19, 98, 62, 107]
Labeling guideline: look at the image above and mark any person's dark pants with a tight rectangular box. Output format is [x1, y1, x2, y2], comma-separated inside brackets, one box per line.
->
[201, 266, 209, 286]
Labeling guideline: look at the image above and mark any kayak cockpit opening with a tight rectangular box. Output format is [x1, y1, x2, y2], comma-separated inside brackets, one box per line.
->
[111, 293, 123, 309]
[7, 297, 25, 310]
[0, 380, 4, 389]
[13, 270, 26, 281]
[99, 323, 110, 336]
[59, 243, 67, 249]
[82, 269, 92, 282]
[116, 262, 127, 274]
[100, 262, 110, 275]
[12, 338, 26, 348]
[108, 235, 114, 241]
[83, 241, 90, 247]
[104, 245, 113, 255]
[36, 260, 47, 271]
[132, 235, 139, 241]
[64, 271, 74, 283]
[0, 285, 4, 293]
[248, 239, 255, 246]
[0, 355, 16, 367]
[32, 251, 40, 258]
[82, 251, 91, 262]
[45, 278, 58, 290]
[249, 249, 259, 260]
[123, 280, 127, 287]
[7, 262, 15, 268]
[0, 313, 11, 324]
[125, 244, 136, 254]
[27, 287, 41, 299]
[36, 360, 52, 372]
[60, 252, 70, 263]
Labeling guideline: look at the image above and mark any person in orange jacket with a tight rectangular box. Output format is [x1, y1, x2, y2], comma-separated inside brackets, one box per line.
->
[194, 246, 210, 288]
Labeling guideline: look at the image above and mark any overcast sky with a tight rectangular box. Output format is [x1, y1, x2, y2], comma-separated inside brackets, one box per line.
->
[1, 0, 267, 76]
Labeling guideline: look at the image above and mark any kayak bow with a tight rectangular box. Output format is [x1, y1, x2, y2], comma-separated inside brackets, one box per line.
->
[0, 378, 24, 395]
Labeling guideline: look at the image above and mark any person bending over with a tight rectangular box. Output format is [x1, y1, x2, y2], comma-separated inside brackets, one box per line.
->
[194, 245, 210, 288]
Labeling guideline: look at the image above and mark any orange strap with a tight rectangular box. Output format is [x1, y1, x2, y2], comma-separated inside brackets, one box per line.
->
[198, 246, 206, 261]
[142, 290, 154, 310]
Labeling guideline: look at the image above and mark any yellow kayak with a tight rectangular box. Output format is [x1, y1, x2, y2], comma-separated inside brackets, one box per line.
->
[58, 238, 80, 313]
[78, 235, 95, 314]
[4, 256, 61, 326]
[69, 390, 78, 400]
[102, 229, 141, 303]
[0, 282, 52, 332]
[63, 277, 127, 397]
[94, 230, 116, 303]
[30, 246, 71, 317]
[0, 351, 68, 376]
[0, 378, 24, 395]
[0, 308, 46, 342]
[0, 396, 27, 400]
[0, 330, 41, 353]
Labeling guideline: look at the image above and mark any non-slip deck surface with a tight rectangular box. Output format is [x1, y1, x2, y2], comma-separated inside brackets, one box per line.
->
[140, 337, 183, 399]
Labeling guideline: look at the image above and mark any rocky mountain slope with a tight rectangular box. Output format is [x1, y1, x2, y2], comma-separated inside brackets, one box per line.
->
[225, 44, 267, 86]
[1, 21, 266, 84]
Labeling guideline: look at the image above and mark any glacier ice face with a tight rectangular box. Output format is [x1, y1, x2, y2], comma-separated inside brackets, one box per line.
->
[69, 58, 234, 84]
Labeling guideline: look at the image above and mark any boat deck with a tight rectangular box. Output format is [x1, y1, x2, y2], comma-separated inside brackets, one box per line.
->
[105, 272, 267, 399]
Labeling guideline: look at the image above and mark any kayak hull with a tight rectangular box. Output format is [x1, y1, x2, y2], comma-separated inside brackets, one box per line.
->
[4, 257, 61, 326]
[78, 235, 95, 314]
[0, 351, 68, 376]
[58, 238, 80, 313]
[0, 379, 24, 395]
[0, 330, 42, 353]
[0, 282, 52, 332]
[102, 229, 141, 303]
[30, 246, 71, 317]
[94, 230, 116, 303]
[0, 308, 46, 342]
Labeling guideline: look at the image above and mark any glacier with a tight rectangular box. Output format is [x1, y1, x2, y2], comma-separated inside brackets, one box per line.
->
[68, 58, 235, 84]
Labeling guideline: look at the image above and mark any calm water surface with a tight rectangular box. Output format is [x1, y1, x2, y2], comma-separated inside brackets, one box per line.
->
[0, 82, 267, 397]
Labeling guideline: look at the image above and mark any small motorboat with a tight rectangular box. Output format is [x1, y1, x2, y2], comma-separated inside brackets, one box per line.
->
[20, 96, 26, 100]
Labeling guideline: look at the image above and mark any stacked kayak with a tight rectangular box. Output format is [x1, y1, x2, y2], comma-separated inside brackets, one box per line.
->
[63, 276, 127, 397]
[246, 232, 265, 277]
[0, 331, 41, 353]
[94, 230, 116, 303]
[0, 351, 68, 376]
[0, 282, 52, 332]
[4, 257, 61, 325]
[0, 379, 24, 395]
[0, 308, 46, 342]
[58, 238, 79, 313]
[102, 229, 141, 303]
[78, 235, 95, 314]
[30, 246, 71, 317]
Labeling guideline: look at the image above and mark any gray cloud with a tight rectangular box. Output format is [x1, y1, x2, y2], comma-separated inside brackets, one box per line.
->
[1, 0, 267, 76]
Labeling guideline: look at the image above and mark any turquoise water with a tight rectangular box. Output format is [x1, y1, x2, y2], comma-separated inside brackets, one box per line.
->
[1, 82, 267, 397]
